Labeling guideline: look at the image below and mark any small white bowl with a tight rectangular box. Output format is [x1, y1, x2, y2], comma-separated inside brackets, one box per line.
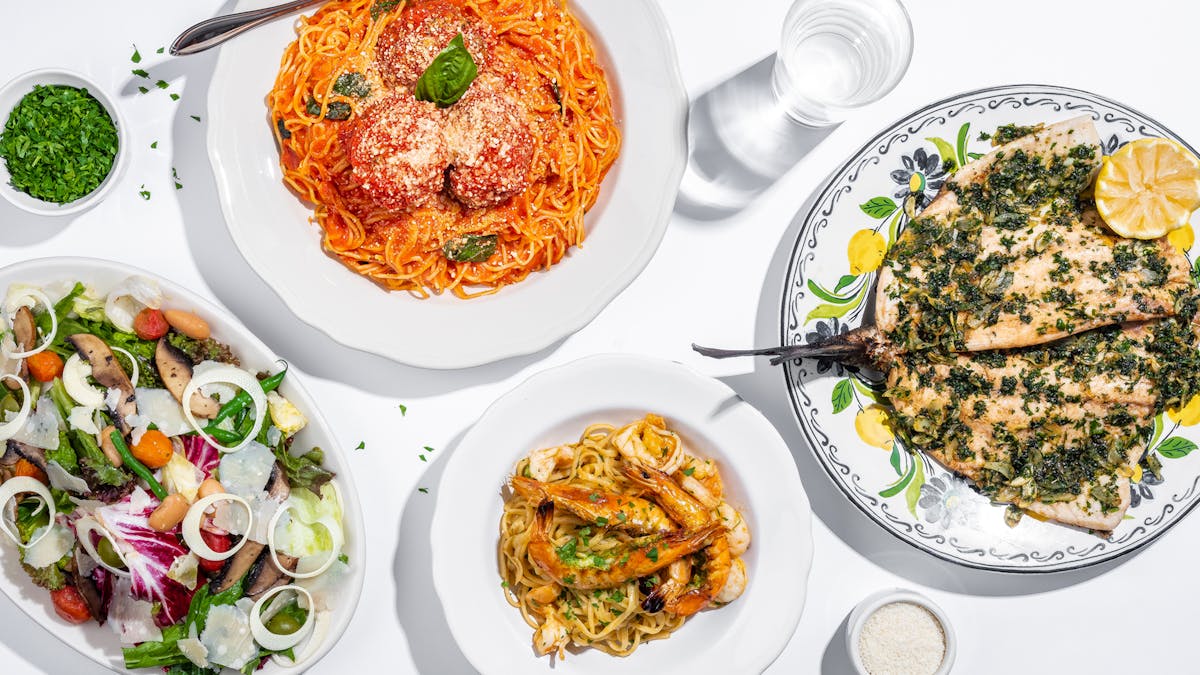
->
[846, 588, 957, 675]
[0, 68, 128, 216]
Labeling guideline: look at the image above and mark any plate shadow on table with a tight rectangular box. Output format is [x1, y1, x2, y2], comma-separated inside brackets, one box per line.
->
[715, 185, 1130, 597]
[163, 35, 553, 397]
[392, 428, 479, 675]
[673, 55, 836, 223]
[0, 202, 76, 247]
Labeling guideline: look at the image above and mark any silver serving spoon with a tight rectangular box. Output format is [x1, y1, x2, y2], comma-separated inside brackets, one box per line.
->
[170, 0, 325, 56]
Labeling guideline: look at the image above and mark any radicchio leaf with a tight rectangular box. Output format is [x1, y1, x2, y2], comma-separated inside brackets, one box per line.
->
[182, 434, 220, 477]
[91, 565, 114, 625]
[95, 488, 195, 626]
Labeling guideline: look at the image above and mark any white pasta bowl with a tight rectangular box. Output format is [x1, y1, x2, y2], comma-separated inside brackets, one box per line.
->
[431, 354, 813, 674]
[0, 257, 365, 674]
[207, 0, 688, 369]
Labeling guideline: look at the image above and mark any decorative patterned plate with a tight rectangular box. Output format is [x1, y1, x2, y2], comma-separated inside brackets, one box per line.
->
[780, 84, 1200, 573]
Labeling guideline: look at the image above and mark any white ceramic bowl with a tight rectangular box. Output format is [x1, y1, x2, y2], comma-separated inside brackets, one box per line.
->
[431, 354, 813, 674]
[0, 69, 128, 216]
[207, 0, 688, 369]
[846, 588, 957, 675]
[0, 257, 365, 674]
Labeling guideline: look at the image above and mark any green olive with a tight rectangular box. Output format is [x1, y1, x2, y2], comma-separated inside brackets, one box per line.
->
[96, 537, 126, 570]
[265, 610, 303, 636]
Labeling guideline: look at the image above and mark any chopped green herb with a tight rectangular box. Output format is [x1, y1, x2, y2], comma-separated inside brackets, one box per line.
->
[355, 441, 365, 450]
[398, 403, 407, 415]
[646, 547, 659, 563]
[595, 516, 608, 526]
[424, 446, 435, 453]
[132, 69, 149, 79]
[562, 575, 575, 585]
[150, 141, 158, 149]
[190, 115, 201, 122]
[0, 85, 119, 204]
[155, 80, 169, 90]
[419, 454, 427, 462]
[333, 72, 370, 98]
[370, 0, 401, 20]
[156, 47, 165, 54]
[500, 580, 508, 588]
[172, 167, 182, 190]
[137, 86, 149, 94]
[588, 492, 600, 503]
[169, 93, 180, 101]
[443, 233, 497, 262]
[337, 553, 349, 564]
[682, 466, 695, 476]
[131, 45, 142, 63]
[418, 487, 429, 494]
[138, 185, 151, 200]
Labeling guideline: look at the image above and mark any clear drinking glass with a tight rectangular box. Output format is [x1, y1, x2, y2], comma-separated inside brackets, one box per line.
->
[773, 0, 914, 126]
[677, 0, 914, 216]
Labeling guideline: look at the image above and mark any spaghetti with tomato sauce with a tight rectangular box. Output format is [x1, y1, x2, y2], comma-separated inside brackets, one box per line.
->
[270, 0, 620, 297]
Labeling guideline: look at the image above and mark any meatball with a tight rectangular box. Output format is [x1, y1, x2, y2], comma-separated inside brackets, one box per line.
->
[444, 83, 535, 208]
[375, 0, 496, 88]
[344, 92, 449, 211]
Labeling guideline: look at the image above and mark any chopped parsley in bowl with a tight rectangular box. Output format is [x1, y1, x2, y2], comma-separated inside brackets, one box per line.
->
[0, 69, 127, 216]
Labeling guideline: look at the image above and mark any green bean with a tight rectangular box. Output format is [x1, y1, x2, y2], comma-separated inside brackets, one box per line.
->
[203, 364, 288, 433]
[109, 431, 167, 500]
[205, 428, 241, 444]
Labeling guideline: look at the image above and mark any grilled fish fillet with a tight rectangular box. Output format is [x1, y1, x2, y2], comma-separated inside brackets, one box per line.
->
[875, 116, 1192, 354]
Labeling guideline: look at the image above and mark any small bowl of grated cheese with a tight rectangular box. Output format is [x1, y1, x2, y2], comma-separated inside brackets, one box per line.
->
[846, 588, 956, 675]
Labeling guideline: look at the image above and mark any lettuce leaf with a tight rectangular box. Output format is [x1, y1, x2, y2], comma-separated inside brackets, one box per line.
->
[272, 440, 334, 492]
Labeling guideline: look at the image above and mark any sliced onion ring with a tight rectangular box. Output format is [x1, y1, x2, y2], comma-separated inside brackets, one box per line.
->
[3, 288, 56, 360]
[0, 375, 31, 442]
[0, 476, 54, 549]
[266, 502, 343, 580]
[62, 355, 105, 409]
[182, 365, 266, 454]
[74, 516, 132, 578]
[182, 492, 252, 561]
[110, 347, 139, 389]
[250, 585, 315, 651]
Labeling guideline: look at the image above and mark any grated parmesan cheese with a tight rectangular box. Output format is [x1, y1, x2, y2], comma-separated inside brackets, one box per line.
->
[858, 601, 946, 675]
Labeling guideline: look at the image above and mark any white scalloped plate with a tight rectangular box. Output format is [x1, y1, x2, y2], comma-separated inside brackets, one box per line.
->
[208, 0, 687, 369]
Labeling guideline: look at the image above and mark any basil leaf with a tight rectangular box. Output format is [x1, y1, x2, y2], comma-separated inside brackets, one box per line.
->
[370, 0, 401, 20]
[414, 34, 478, 108]
[324, 101, 352, 120]
[333, 72, 370, 98]
[443, 234, 497, 262]
[305, 97, 321, 116]
[276, 118, 291, 140]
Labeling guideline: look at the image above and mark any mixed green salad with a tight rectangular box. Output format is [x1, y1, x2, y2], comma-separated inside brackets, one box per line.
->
[0, 276, 348, 673]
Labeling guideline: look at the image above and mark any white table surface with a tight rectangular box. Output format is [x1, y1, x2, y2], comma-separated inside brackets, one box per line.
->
[2, 0, 1198, 672]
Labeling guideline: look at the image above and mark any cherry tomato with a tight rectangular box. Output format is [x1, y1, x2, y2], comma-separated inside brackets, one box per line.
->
[197, 530, 231, 575]
[50, 586, 92, 624]
[130, 429, 173, 469]
[133, 308, 169, 341]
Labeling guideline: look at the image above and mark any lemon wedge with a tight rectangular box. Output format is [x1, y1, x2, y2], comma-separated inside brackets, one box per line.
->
[1094, 137, 1200, 239]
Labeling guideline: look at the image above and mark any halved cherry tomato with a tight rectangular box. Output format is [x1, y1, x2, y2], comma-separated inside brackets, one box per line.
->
[197, 530, 231, 575]
[26, 352, 64, 382]
[133, 308, 169, 341]
[50, 586, 92, 624]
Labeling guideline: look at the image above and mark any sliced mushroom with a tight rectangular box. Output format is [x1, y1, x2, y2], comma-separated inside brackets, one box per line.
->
[68, 564, 108, 624]
[4, 306, 35, 389]
[245, 548, 298, 600]
[6, 439, 47, 476]
[67, 334, 136, 433]
[154, 338, 219, 419]
[209, 540, 265, 595]
[265, 462, 290, 502]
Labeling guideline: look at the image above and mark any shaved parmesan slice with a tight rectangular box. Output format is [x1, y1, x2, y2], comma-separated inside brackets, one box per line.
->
[297, 558, 350, 612]
[67, 406, 100, 435]
[201, 603, 258, 670]
[178, 622, 210, 668]
[63, 355, 105, 409]
[22, 523, 73, 568]
[167, 553, 200, 591]
[0, 375, 32, 442]
[46, 460, 90, 494]
[214, 492, 280, 544]
[9, 396, 60, 450]
[218, 442, 275, 499]
[108, 577, 163, 644]
[133, 388, 192, 436]
[104, 277, 162, 334]
[183, 365, 266, 454]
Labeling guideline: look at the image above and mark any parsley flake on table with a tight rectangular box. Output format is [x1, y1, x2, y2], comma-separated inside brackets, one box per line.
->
[419, 454, 427, 462]
[155, 80, 169, 90]
[172, 167, 182, 189]
[418, 487, 429, 494]
[138, 185, 150, 200]
[150, 141, 157, 149]
[156, 47, 165, 54]
[354, 441, 365, 450]
[398, 403, 407, 416]
[132, 69, 149, 79]
[170, 93, 180, 101]
[137, 86, 149, 94]
[424, 446, 435, 453]
[130, 45, 141, 63]
[190, 115, 201, 122]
